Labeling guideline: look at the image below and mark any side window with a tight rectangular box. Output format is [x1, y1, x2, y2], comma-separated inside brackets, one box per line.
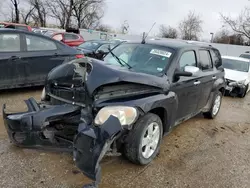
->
[179, 51, 197, 70]
[64, 33, 79, 40]
[210, 49, 222, 68]
[199, 50, 213, 70]
[53, 34, 63, 41]
[0, 33, 20, 52]
[26, 35, 57, 51]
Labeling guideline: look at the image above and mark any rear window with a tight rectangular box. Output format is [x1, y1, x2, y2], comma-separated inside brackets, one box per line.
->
[16, 25, 29, 31]
[0, 34, 20, 52]
[64, 33, 79, 40]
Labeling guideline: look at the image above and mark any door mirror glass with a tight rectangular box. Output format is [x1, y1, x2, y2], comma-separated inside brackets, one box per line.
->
[184, 66, 200, 75]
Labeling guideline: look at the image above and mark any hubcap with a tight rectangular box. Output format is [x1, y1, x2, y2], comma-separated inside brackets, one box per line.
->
[212, 95, 221, 115]
[141, 122, 160, 159]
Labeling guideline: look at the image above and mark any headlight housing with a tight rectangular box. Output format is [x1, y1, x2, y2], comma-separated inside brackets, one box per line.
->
[94, 106, 138, 126]
[237, 80, 246, 85]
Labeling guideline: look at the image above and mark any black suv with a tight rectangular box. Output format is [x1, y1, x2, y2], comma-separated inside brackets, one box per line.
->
[3, 40, 225, 187]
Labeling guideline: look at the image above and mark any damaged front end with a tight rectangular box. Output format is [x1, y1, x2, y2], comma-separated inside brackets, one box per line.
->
[3, 57, 165, 187]
[225, 79, 247, 96]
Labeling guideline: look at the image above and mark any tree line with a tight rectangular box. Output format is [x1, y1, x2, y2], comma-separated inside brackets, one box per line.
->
[4, 0, 105, 30]
[159, 8, 250, 45]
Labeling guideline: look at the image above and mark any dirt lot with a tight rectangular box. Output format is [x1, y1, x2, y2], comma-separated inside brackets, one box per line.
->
[0, 87, 250, 188]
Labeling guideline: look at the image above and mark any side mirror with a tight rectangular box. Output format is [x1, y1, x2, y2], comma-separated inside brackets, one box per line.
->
[184, 66, 200, 76]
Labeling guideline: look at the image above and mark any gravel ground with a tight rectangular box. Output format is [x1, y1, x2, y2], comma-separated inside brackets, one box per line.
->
[0, 87, 250, 188]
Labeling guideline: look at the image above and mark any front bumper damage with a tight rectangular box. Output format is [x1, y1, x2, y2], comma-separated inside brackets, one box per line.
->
[225, 80, 247, 96]
[3, 98, 123, 187]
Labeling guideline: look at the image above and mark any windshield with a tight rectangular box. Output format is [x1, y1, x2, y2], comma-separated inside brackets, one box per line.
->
[103, 43, 174, 75]
[222, 58, 249, 72]
[239, 54, 250, 59]
[78, 41, 102, 50]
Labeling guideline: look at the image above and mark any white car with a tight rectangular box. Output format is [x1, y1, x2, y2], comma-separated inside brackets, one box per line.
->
[222, 56, 250, 97]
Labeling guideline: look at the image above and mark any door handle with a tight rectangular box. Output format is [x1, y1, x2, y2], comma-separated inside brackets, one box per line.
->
[194, 80, 201, 85]
[9, 56, 20, 61]
[212, 76, 217, 80]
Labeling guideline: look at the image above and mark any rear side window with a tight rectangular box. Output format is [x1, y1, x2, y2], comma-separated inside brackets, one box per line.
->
[26, 34, 57, 51]
[239, 54, 250, 59]
[53, 34, 63, 41]
[179, 51, 197, 70]
[64, 33, 79, 40]
[210, 49, 222, 68]
[199, 50, 213, 70]
[0, 34, 20, 52]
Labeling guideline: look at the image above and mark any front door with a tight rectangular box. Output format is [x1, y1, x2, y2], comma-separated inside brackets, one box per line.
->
[21, 34, 65, 85]
[171, 50, 202, 121]
[0, 32, 25, 88]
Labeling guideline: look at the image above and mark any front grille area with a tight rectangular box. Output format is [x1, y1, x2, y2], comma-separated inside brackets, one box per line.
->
[49, 85, 87, 105]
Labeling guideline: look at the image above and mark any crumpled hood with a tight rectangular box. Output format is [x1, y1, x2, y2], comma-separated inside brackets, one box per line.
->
[224, 68, 248, 82]
[46, 58, 169, 96]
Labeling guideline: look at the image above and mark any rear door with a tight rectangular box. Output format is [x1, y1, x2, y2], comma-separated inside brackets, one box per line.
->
[21, 34, 67, 85]
[171, 50, 202, 121]
[0, 32, 25, 88]
[196, 49, 215, 110]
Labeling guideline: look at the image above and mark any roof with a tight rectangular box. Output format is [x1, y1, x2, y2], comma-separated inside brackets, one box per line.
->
[125, 38, 214, 50]
[222, 55, 250, 62]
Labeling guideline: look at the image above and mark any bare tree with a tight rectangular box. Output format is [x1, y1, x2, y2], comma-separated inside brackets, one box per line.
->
[179, 11, 203, 40]
[220, 7, 250, 39]
[72, 0, 104, 29]
[10, 0, 20, 23]
[20, 6, 35, 24]
[29, 0, 47, 27]
[159, 25, 178, 38]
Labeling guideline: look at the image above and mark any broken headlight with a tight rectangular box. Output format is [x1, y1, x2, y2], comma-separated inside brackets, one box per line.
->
[94, 106, 138, 126]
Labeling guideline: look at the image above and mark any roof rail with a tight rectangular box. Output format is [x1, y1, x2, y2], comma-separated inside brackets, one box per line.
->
[186, 40, 213, 47]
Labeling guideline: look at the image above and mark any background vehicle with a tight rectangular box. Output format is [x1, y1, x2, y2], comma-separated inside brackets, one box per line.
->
[46, 32, 84, 47]
[0, 22, 32, 31]
[0, 29, 83, 89]
[76, 40, 121, 59]
[3, 40, 225, 187]
[222, 56, 250, 97]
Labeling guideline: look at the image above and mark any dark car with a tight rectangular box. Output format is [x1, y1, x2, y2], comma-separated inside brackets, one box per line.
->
[76, 40, 120, 59]
[0, 29, 83, 89]
[3, 40, 225, 187]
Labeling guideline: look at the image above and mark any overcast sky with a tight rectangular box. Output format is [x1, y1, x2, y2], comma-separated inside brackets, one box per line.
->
[102, 0, 249, 40]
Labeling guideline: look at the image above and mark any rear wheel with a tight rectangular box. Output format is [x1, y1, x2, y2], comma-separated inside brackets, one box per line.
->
[123, 113, 163, 165]
[203, 92, 222, 119]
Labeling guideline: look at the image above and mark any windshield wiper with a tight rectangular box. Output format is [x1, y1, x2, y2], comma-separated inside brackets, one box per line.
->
[107, 48, 132, 69]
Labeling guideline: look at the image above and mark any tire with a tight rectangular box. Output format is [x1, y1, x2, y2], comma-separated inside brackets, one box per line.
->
[123, 113, 163, 165]
[238, 85, 248, 98]
[203, 92, 222, 119]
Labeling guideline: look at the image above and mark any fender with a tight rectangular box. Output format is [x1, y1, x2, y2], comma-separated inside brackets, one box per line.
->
[94, 91, 178, 133]
[203, 77, 225, 112]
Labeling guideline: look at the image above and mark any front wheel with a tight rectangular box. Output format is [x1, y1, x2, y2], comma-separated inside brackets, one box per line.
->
[203, 92, 222, 119]
[123, 113, 163, 165]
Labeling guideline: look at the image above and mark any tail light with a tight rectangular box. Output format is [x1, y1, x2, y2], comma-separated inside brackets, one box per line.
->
[76, 54, 84, 59]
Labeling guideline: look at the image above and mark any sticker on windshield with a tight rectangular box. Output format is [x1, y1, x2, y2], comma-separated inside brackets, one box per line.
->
[150, 49, 172, 58]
